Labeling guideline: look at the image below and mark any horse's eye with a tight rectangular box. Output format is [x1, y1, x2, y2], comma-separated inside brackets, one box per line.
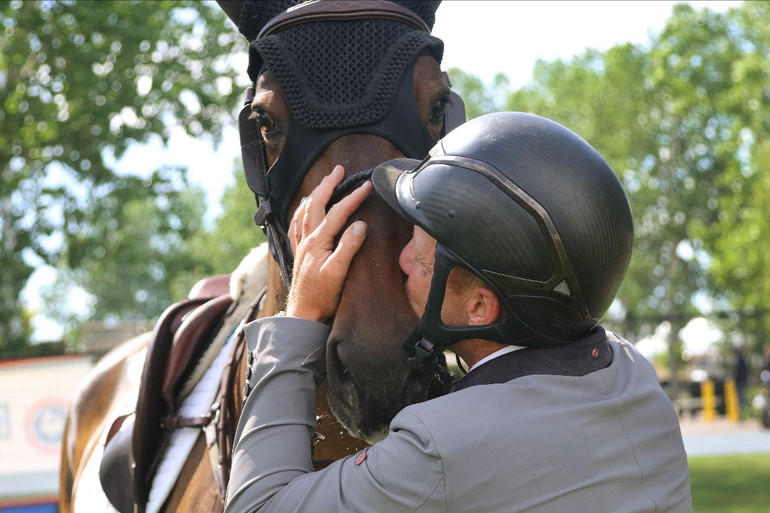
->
[254, 109, 278, 137]
[430, 96, 448, 124]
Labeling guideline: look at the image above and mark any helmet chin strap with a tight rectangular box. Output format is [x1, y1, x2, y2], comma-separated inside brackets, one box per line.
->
[403, 244, 481, 370]
[402, 244, 544, 370]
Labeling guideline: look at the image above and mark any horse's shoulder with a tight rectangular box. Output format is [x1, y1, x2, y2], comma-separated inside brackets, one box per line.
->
[69, 334, 149, 423]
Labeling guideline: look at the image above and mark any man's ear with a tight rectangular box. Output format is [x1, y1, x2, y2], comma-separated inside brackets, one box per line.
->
[466, 287, 500, 326]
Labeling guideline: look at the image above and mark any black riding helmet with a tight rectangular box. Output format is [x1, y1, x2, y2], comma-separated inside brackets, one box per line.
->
[372, 112, 634, 367]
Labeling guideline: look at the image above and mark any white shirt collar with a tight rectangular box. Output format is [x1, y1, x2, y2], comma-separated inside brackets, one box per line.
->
[468, 344, 526, 373]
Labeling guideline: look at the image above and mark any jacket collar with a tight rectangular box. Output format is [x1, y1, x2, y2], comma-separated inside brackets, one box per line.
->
[450, 327, 612, 393]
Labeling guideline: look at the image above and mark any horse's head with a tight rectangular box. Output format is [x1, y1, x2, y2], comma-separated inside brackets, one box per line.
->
[221, 0, 460, 442]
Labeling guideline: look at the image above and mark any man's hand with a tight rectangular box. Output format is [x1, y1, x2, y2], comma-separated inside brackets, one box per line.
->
[285, 165, 372, 323]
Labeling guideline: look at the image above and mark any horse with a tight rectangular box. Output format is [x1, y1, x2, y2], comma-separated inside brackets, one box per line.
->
[59, 1, 462, 511]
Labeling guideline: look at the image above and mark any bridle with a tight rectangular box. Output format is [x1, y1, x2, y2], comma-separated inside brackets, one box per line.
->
[237, 0, 465, 288]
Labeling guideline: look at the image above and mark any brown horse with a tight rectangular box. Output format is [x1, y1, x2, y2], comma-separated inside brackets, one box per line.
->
[59, 1, 460, 511]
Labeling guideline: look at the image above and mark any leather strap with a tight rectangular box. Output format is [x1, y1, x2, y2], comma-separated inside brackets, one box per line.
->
[258, 0, 429, 39]
[160, 415, 213, 430]
[208, 290, 265, 497]
[133, 297, 210, 512]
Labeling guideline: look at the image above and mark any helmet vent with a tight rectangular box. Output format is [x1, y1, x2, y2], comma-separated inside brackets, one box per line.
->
[553, 279, 571, 296]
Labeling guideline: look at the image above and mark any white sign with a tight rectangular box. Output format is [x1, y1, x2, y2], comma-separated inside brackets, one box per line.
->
[0, 355, 94, 505]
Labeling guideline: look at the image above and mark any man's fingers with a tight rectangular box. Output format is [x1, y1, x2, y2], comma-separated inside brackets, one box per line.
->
[289, 196, 307, 253]
[325, 221, 368, 281]
[322, 181, 372, 237]
[304, 165, 345, 234]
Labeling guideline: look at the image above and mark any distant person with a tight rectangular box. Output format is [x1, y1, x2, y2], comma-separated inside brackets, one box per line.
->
[225, 112, 693, 512]
[733, 347, 749, 414]
[761, 344, 770, 383]
[761, 345, 770, 428]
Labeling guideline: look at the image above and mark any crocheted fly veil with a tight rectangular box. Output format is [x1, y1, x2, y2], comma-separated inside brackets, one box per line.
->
[219, 0, 448, 286]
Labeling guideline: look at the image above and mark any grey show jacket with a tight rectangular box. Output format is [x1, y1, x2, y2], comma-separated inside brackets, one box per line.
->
[225, 316, 692, 513]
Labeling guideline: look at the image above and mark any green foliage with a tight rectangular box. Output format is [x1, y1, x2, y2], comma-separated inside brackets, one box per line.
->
[689, 453, 770, 513]
[446, 67, 509, 120]
[169, 159, 266, 301]
[0, 0, 247, 352]
[45, 169, 209, 323]
[697, 1, 770, 349]
[496, 2, 770, 371]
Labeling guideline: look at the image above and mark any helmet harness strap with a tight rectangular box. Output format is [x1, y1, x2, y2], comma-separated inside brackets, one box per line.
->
[400, 155, 599, 370]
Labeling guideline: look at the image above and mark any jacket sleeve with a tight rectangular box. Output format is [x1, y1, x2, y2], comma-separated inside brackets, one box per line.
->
[224, 316, 446, 513]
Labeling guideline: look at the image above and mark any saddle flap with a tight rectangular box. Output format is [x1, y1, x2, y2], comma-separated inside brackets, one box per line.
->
[100, 414, 136, 513]
[162, 294, 234, 409]
[132, 296, 211, 510]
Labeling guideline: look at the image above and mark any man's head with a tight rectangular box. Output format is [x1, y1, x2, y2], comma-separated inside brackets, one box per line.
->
[398, 225, 500, 327]
[372, 112, 634, 360]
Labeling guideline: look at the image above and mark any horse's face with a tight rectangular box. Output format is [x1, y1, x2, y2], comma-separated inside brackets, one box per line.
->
[255, 55, 450, 442]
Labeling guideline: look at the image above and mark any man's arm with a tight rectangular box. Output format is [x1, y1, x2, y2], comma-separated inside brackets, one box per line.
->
[224, 316, 446, 513]
[224, 166, 445, 512]
[224, 316, 328, 510]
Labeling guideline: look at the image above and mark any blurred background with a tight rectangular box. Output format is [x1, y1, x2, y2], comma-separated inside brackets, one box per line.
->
[1, 1, 769, 511]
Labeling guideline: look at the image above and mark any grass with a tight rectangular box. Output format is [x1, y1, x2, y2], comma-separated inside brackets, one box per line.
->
[689, 454, 770, 513]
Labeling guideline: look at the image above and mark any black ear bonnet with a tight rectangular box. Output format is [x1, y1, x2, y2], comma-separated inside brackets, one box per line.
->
[220, 0, 464, 286]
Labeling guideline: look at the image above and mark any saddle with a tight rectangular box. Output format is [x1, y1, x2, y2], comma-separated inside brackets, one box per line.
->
[99, 277, 241, 513]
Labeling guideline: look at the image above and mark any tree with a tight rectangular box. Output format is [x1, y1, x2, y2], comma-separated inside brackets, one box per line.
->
[446, 67, 509, 120]
[168, 159, 266, 301]
[699, 0, 770, 352]
[46, 169, 208, 322]
[0, 0, 247, 353]
[502, 2, 769, 386]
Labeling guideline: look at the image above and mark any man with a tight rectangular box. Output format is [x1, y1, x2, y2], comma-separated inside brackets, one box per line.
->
[733, 347, 749, 414]
[224, 112, 693, 512]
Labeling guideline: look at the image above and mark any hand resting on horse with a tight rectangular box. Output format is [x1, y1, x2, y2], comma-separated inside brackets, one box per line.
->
[286, 164, 372, 323]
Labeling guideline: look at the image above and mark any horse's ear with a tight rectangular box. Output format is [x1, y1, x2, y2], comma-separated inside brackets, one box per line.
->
[216, 0, 306, 42]
[390, 0, 442, 31]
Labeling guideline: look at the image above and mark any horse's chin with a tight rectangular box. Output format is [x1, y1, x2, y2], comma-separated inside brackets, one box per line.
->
[325, 340, 450, 444]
